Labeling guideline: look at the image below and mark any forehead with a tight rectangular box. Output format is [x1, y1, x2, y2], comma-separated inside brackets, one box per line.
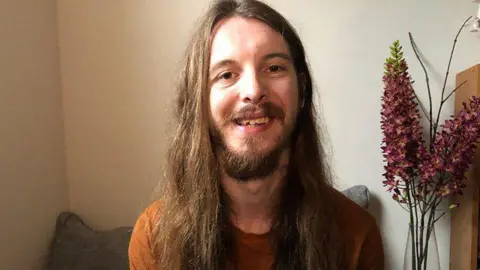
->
[210, 17, 290, 64]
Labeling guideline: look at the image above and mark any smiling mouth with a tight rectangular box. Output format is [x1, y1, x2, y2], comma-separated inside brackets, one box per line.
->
[234, 117, 272, 127]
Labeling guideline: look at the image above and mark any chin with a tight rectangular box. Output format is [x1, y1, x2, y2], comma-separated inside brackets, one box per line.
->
[229, 141, 278, 156]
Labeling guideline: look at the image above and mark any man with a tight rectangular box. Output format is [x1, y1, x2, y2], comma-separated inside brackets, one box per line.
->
[128, 0, 384, 269]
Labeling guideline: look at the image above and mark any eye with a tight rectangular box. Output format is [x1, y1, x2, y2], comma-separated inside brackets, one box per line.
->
[267, 65, 284, 72]
[219, 71, 234, 80]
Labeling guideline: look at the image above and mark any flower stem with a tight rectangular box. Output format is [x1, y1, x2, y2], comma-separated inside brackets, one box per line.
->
[442, 80, 467, 103]
[433, 211, 447, 223]
[419, 192, 432, 268]
[408, 32, 433, 145]
[406, 182, 417, 270]
[423, 197, 441, 270]
[413, 91, 431, 122]
[410, 179, 421, 266]
[433, 16, 472, 141]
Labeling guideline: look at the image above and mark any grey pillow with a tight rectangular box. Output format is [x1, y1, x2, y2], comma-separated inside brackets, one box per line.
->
[342, 185, 370, 209]
[44, 212, 132, 270]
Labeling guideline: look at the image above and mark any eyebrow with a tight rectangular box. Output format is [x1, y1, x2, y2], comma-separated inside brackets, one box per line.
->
[209, 59, 236, 75]
[209, 52, 293, 75]
[262, 52, 292, 62]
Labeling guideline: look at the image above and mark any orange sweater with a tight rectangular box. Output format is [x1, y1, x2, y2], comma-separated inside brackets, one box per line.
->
[128, 191, 384, 270]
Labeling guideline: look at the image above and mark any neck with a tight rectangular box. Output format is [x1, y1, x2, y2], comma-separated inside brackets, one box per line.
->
[220, 150, 289, 235]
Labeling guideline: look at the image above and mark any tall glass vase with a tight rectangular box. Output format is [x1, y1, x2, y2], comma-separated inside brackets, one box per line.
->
[403, 224, 440, 270]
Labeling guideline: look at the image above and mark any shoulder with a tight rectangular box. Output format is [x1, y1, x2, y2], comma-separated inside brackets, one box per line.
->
[330, 187, 377, 229]
[128, 200, 162, 269]
[133, 200, 162, 237]
[329, 188, 384, 269]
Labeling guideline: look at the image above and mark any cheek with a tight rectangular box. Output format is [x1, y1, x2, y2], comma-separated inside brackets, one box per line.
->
[209, 87, 235, 123]
[209, 88, 220, 120]
[271, 78, 300, 117]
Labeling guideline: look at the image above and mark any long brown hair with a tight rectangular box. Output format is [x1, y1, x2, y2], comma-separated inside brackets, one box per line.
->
[155, 0, 345, 269]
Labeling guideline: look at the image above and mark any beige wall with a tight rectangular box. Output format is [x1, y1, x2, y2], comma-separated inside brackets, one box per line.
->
[57, 0, 480, 269]
[0, 0, 68, 269]
[57, 0, 209, 230]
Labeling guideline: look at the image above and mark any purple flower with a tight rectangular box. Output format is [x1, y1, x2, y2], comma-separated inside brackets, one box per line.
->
[429, 96, 480, 196]
[381, 41, 427, 196]
[381, 40, 480, 201]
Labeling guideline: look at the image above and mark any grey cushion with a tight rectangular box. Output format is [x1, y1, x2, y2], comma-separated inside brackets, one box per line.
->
[44, 212, 132, 270]
[342, 185, 370, 209]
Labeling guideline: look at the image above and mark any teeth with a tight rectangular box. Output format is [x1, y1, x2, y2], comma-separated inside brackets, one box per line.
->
[238, 117, 270, 126]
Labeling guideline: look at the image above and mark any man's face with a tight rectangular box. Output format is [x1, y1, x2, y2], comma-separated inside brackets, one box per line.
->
[208, 17, 300, 180]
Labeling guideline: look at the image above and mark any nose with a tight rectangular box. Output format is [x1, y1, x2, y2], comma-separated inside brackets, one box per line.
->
[239, 70, 267, 104]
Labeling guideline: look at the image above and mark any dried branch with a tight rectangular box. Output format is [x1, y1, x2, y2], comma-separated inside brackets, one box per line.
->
[442, 80, 467, 103]
[413, 91, 431, 122]
[409, 32, 433, 142]
[433, 16, 473, 138]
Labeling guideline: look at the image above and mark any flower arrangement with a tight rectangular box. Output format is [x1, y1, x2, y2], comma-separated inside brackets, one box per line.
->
[381, 16, 477, 270]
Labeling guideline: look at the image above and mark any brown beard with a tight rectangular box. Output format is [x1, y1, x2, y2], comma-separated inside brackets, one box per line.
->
[210, 103, 293, 181]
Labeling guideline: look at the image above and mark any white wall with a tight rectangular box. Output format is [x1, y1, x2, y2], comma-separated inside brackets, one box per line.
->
[0, 0, 69, 269]
[57, 0, 480, 269]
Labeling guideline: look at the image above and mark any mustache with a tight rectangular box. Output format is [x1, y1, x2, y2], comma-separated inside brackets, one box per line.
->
[229, 102, 285, 122]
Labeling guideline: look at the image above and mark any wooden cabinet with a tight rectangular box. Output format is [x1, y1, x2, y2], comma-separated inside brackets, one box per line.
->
[450, 64, 480, 270]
